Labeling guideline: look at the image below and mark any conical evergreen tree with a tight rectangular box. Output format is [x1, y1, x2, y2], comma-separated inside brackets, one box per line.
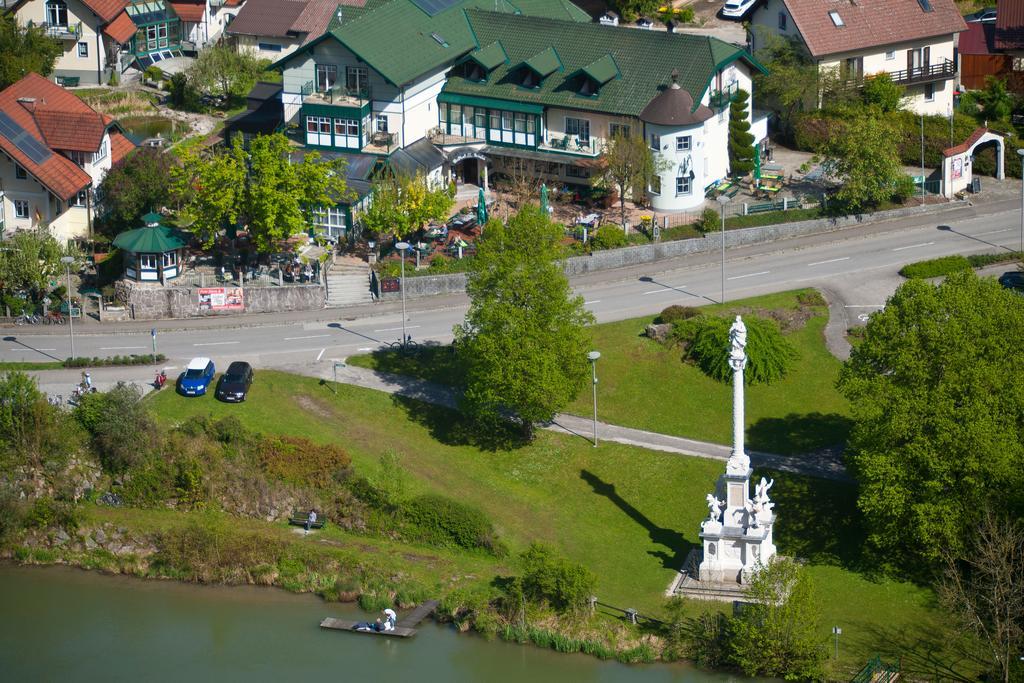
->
[728, 89, 756, 176]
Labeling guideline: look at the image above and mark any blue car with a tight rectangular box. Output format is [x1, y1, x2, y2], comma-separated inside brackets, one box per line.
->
[179, 357, 215, 396]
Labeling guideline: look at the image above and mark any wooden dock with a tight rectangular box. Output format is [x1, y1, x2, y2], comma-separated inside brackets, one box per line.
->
[319, 600, 438, 639]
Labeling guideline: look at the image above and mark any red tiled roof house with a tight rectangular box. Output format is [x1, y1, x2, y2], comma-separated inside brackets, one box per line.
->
[5, 0, 138, 85]
[226, 0, 356, 60]
[749, 0, 967, 115]
[0, 73, 134, 241]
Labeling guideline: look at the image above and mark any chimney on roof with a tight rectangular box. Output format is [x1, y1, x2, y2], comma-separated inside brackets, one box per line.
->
[670, 68, 680, 90]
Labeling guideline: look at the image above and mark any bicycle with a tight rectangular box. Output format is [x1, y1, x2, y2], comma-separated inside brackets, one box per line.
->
[46, 311, 65, 325]
[389, 337, 420, 354]
[14, 313, 40, 325]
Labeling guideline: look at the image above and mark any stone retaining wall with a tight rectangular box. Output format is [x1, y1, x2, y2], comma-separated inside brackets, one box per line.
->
[379, 201, 964, 300]
[121, 281, 326, 320]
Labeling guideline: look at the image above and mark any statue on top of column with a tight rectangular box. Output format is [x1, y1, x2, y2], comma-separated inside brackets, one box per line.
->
[728, 315, 747, 367]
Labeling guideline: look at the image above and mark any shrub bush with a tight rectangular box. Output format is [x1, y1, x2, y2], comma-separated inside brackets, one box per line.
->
[655, 305, 700, 325]
[590, 225, 628, 250]
[694, 208, 720, 234]
[258, 435, 352, 488]
[79, 383, 155, 473]
[402, 494, 504, 555]
[63, 354, 165, 368]
[796, 290, 827, 307]
[506, 542, 596, 614]
[899, 255, 972, 279]
[24, 497, 79, 532]
[681, 315, 797, 385]
[967, 251, 1024, 268]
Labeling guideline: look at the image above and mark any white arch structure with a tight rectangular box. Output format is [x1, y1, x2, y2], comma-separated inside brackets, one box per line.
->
[942, 127, 1005, 198]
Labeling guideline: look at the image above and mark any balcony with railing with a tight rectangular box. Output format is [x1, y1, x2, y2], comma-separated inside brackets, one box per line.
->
[33, 20, 82, 40]
[537, 133, 601, 157]
[427, 127, 484, 147]
[301, 80, 372, 108]
[709, 81, 739, 109]
[839, 58, 956, 90]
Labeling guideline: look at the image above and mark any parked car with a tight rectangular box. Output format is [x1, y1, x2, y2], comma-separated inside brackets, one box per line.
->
[966, 7, 997, 22]
[215, 361, 254, 402]
[721, 0, 758, 19]
[179, 357, 215, 396]
[998, 271, 1024, 294]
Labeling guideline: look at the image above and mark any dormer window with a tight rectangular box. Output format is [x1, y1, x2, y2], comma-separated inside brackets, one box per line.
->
[522, 69, 540, 88]
[463, 62, 486, 82]
[829, 10, 844, 26]
[579, 78, 596, 96]
[515, 47, 562, 90]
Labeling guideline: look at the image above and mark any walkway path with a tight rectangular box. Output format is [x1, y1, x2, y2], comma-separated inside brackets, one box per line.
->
[281, 362, 849, 481]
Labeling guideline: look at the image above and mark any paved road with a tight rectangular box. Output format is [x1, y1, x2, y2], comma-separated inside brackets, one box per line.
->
[4, 198, 1022, 378]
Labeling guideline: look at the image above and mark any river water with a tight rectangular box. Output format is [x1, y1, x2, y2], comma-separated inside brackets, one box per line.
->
[0, 565, 743, 682]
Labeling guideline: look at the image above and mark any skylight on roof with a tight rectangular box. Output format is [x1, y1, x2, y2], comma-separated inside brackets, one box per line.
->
[918, 0, 933, 11]
[411, 0, 460, 17]
[828, 10, 844, 26]
[431, 32, 449, 47]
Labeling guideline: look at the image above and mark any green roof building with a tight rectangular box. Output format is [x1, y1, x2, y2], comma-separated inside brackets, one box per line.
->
[273, 0, 768, 216]
[112, 212, 189, 283]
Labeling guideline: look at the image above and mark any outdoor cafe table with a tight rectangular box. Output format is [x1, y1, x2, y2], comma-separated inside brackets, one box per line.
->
[578, 213, 600, 226]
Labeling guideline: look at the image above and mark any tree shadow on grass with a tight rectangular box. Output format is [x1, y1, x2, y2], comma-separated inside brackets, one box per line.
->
[579, 470, 692, 572]
[747, 412, 853, 456]
[390, 394, 529, 452]
[849, 619, 986, 683]
[361, 342, 465, 388]
[757, 468, 867, 572]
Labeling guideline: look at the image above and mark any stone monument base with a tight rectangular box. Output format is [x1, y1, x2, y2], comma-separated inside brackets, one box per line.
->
[667, 549, 750, 602]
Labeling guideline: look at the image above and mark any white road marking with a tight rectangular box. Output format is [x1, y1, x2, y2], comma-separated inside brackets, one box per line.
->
[584, 300, 601, 305]
[892, 241, 935, 251]
[284, 334, 330, 341]
[807, 257, 849, 266]
[100, 346, 146, 350]
[976, 228, 1012, 236]
[373, 325, 421, 333]
[642, 286, 685, 295]
[357, 347, 374, 352]
[9, 348, 56, 351]
[193, 341, 240, 346]
[858, 314, 871, 321]
[727, 271, 770, 281]
[316, 348, 326, 362]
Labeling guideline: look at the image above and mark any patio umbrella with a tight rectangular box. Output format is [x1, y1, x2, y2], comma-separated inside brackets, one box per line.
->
[753, 144, 761, 185]
[476, 187, 487, 225]
[540, 183, 549, 215]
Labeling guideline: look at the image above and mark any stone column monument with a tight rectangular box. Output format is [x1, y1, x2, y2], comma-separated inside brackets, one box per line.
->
[696, 315, 777, 586]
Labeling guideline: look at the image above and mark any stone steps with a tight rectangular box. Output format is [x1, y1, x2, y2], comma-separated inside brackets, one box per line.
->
[326, 262, 373, 308]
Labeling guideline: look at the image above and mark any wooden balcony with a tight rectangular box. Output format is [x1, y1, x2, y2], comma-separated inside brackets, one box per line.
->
[839, 59, 956, 90]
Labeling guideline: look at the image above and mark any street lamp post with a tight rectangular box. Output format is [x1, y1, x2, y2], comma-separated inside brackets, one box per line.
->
[60, 256, 75, 360]
[832, 625, 842, 660]
[587, 351, 601, 447]
[1017, 149, 1024, 255]
[395, 241, 410, 348]
[717, 195, 731, 304]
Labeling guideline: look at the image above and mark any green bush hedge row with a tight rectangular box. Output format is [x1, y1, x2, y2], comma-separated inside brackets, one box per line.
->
[899, 252, 1024, 278]
[64, 353, 166, 368]
[402, 493, 506, 556]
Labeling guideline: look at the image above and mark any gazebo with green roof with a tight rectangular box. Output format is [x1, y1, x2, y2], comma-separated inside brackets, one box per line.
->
[112, 212, 189, 283]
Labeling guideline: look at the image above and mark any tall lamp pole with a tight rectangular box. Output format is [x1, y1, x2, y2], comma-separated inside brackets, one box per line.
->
[587, 351, 600, 447]
[395, 241, 410, 348]
[1017, 149, 1024, 255]
[60, 256, 75, 360]
[717, 195, 731, 304]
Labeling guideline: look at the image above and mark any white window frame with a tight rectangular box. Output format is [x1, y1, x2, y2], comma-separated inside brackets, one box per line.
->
[315, 64, 337, 92]
[675, 176, 691, 196]
[162, 251, 177, 267]
[13, 199, 30, 219]
[72, 190, 88, 207]
[46, 0, 68, 26]
[885, 50, 896, 60]
[376, 114, 388, 133]
[139, 253, 158, 269]
[92, 137, 108, 164]
[565, 117, 590, 143]
[924, 83, 935, 102]
[676, 135, 691, 151]
[649, 175, 661, 196]
[77, 41, 88, 57]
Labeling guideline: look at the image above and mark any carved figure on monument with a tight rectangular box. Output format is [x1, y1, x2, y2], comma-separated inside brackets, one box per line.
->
[753, 477, 775, 517]
[728, 315, 747, 366]
[744, 498, 759, 527]
[704, 494, 724, 523]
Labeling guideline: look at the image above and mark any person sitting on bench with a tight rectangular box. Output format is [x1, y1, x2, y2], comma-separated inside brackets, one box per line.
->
[305, 509, 317, 533]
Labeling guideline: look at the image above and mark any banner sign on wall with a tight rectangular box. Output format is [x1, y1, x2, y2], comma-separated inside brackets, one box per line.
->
[198, 287, 244, 311]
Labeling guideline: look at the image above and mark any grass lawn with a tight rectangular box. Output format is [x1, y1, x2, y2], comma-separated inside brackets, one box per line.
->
[0, 361, 64, 371]
[146, 370, 974, 677]
[348, 289, 852, 456]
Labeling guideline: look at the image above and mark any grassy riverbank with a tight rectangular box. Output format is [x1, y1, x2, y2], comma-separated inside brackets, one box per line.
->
[347, 288, 851, 455]
[136, 370, 971, 677]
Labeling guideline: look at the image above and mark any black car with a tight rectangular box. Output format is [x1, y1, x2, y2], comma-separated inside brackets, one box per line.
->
[215, 361, 254, 402]
[998, 271, 1024, 294]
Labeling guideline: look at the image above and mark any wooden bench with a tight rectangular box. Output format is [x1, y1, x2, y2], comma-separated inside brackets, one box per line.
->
[288, 511, 324, 529]
[724, 185, 740, 199]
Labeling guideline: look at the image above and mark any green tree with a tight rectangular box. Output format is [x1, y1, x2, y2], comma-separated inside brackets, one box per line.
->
[861, 72, 904, 113]
[359, 172, 453, 241]
[76, 383, 156, 474]
[751, 31, 834, 137]
[822, 113, 913, 212]
[455, 207, 593, 438]
[0, 14, 62, 89]
[838, 271, 1024, 571]
[0, 228, 67, 298]
[185, 43, 267, 100]
[728, 89, 756, 176]
[0, 371, 79, 471]
[731, 557, 827, 680]
[612, 0, 659, 22]
[171, 140, 247, 247]
[599, 131, 665, 227]
[974, 76, 1014, 122]
[95, 148, 176, 237]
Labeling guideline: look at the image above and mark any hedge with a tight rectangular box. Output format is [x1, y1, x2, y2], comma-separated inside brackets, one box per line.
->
[402, 493, 505, 556]
[63, 353, 166, 368]
[899, 251, 1024, 278]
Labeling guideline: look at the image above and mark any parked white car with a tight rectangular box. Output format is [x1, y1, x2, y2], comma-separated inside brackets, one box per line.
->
[721, 0, 758, 19]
